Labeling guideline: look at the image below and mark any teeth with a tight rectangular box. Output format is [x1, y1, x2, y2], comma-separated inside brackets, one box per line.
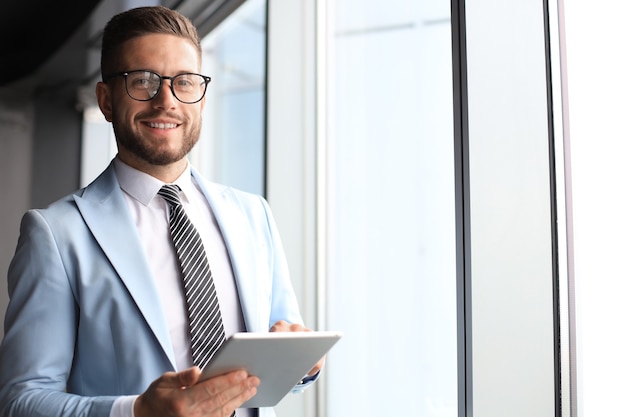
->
[148, 122, 177, 129]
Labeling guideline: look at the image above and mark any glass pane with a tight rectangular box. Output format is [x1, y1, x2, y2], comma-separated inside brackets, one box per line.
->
[324, 1, 458, 416]
[197, 0, 267, 195]
[464, 1, 556, 415]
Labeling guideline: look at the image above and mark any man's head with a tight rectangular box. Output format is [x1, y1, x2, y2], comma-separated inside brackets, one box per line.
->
[96, 6, 207, 182]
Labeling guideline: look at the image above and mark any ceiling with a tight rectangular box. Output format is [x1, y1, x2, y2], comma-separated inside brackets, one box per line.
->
[0, 0, 103, 88]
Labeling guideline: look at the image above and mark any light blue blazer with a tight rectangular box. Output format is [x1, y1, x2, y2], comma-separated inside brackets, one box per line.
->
[0, 163, 310, 417]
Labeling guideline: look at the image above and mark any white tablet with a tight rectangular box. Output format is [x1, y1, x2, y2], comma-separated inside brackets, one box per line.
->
[199, 330, 343, 408]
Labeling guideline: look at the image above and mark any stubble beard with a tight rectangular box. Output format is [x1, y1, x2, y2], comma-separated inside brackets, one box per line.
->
[113, 114, 201, 166]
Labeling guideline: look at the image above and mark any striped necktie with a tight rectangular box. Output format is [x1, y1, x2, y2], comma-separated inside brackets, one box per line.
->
[158, 184, 226, 369]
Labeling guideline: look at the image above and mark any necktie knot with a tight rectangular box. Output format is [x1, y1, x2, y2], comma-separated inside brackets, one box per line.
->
[158, 184, 183, 207]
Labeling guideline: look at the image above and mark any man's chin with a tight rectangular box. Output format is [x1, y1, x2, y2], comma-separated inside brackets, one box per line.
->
[144, 152, 188, 166]
[116, 134, 198, 166]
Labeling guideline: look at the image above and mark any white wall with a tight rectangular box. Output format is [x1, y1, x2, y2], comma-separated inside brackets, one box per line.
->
[561, 2, 626, 416]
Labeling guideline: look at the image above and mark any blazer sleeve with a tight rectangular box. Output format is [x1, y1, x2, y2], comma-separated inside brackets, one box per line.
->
[0, 209, 116, 417]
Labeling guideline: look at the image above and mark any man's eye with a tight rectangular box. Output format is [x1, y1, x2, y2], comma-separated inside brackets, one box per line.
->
[134, 78, 151, 89]
[175, 78, 194, 89]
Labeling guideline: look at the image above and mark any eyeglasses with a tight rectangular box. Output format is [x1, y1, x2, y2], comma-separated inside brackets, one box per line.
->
[104, 70, 211, 104]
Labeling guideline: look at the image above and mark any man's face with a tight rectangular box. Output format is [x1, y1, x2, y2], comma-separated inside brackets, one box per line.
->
[97, 34, 205, 172]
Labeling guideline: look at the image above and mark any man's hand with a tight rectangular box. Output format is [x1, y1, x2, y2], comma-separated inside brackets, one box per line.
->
[134, 366, 259, 417]
[269, 320, 326, 377]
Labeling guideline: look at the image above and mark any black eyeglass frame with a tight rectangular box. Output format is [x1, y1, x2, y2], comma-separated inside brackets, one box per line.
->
[103, 70, 212, 104]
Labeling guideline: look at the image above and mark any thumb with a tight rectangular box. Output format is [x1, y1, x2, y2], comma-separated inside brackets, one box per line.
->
[170, 366, 203, 388]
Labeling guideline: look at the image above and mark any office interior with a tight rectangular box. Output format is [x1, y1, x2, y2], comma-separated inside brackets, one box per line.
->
[0, 0, 624, 416]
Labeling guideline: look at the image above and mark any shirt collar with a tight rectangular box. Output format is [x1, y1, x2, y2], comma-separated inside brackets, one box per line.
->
[113, 156, 195, 206]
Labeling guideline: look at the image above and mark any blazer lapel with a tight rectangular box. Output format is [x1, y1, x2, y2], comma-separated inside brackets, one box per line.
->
[191, 168, 262, 332]
[74, 164, 177, 368]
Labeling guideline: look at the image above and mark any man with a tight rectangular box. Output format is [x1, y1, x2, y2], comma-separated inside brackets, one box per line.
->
[0, 6, 321, 417]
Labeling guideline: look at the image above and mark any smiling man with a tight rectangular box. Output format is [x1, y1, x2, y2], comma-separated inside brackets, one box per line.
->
[0, 6, 322, 417]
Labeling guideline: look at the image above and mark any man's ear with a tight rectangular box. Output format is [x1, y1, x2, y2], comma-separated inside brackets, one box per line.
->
[95, 81, 113, 122]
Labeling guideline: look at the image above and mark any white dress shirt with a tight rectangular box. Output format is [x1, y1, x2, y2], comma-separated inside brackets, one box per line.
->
[110, 157, 255, 417]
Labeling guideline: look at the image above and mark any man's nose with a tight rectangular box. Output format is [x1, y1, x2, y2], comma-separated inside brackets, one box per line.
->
[152, 80, 178, 108]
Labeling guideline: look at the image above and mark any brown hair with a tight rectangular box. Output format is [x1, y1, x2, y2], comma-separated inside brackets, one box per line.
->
[100, 6, 202, 79]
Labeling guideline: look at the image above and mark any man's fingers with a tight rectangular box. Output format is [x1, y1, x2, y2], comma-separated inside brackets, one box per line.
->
[191, 370, 260, 412]
[270, 320, 311, 333]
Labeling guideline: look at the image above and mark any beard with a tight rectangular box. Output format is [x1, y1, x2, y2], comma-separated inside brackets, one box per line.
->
[112, 110, 202, 166]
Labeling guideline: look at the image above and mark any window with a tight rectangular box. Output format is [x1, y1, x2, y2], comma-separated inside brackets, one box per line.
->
[195, 0, 267, 195]
[324, 2, 458, 415]
[268, 1, 561, 416]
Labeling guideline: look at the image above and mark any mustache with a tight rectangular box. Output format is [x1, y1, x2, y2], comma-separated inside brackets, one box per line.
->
[136, 110, 185, 123]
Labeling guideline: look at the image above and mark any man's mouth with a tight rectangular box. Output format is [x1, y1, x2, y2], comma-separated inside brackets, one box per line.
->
[146, 122, 178, 129]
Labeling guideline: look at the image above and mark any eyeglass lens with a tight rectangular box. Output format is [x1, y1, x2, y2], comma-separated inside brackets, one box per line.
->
[124, 71, 208, 103]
